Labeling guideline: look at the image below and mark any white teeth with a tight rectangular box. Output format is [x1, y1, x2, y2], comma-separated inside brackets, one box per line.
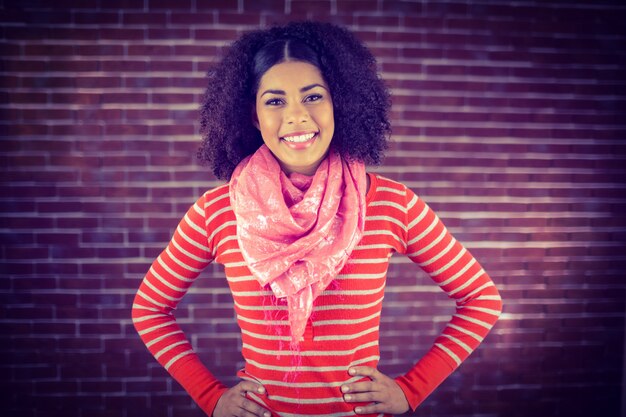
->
[282, 132, 316, 143]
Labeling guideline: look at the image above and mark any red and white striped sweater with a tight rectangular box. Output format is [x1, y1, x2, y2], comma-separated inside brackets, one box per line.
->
[132, 173, 502, 416]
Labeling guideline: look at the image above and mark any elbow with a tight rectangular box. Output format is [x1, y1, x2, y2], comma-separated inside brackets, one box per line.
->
[131, 291, 146, 334]
[131, 287, 172, 335]
[496, 298, 503, 321]
[492, 287, 504, 322]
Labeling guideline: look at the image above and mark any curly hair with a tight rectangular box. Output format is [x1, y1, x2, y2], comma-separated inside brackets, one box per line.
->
[198, 21, 391, 180]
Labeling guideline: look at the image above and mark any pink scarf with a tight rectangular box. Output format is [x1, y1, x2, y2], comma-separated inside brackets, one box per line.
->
[229, 145, 366, 347]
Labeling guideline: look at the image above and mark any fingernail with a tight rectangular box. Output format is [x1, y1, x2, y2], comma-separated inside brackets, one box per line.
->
[355, 407, 362, 413]
[264, 413, 270, 417]
[258, 387, 265, 394]
[349, 368, 356, 375]
[344, 394, 352, 401]
[341, 385, 349, 393]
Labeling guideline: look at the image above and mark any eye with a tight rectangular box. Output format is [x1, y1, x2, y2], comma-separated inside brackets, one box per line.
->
[265, 98, 284, 106]
[305, 94, 323, 102]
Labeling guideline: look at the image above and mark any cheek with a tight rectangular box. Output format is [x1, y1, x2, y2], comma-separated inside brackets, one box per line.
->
[320, 104, 335, 130]
[309, 102, 333, 125]
[256, 109, 278, 133]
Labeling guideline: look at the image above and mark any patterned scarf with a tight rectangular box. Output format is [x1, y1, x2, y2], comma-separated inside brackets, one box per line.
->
[229, 145, 366, 347]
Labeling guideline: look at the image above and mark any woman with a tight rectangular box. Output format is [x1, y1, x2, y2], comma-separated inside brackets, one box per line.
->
[132, 21, 502, 417]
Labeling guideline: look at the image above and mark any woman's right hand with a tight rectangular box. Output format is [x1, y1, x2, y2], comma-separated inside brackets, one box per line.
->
[213, 381, 272, 417]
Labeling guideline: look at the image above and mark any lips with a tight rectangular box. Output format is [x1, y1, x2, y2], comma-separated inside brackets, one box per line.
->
[281, 131, 317, 142]
[281, 131, 319, 150]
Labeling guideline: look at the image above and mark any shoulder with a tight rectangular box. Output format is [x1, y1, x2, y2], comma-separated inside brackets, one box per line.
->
[197, 182, 230, 206]
[190, 183, 233, 221]
[368, 173, 415, 201]
[367, 174, 425, 221]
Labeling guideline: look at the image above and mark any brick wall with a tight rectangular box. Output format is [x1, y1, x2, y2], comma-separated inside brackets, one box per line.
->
[1, 1, 625, 416]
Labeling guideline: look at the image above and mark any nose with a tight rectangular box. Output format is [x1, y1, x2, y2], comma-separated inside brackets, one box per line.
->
[285, 101, 309, 124]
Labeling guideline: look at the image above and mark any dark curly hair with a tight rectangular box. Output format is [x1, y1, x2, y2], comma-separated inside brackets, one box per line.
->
[198, 21, 391, 180]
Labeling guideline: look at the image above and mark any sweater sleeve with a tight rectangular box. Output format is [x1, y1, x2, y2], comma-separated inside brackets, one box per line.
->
[394, 187, 503, 411]
[131, 193, 229, 416]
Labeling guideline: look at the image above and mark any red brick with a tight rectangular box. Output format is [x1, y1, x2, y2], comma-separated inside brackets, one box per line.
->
[104, 124, 150, 135]
[57, 186, 102, 198]
[81, 380, 124, 393]
[102, 217, 144, 229]
[122, 12, 168, 25]
[0, 42, 20, 57]
[102, 186, 149, 198]
[197, 0, 237, 9]
[149, 124, 195, 136]
[147, 28, 192, 40]
[148, 0, 192, 9]
[169, 12, 215, 25]
[150, 92, 195, 105]
[194, 28, 239, 41]
[22, 44, 73, 57]
[75, 44, 125, 56]
[100, 60, 148, 72]
[127, 44, 173, 59]
[217, 11, 258, 27]
[47, 27, 100, 41]
[76, 140, 124, 153]
[51, 246, 96, 259]
[79, 322, 122, 335]
[175, 45, 220, 61]
[74, 76, 122, 89]
[126, 380, 168, 392]
[128, 231, 172, 243]
[101, 250, 141, 263]
[31, 322, 76, 335]
[73, 11, 119, 25]
[60, 362, 103, 379]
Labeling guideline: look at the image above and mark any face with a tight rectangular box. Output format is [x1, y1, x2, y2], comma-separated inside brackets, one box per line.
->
[254, 61, 334, 176]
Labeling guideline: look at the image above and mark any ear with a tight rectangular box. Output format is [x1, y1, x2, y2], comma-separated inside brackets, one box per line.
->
[251, 106, 260, 130]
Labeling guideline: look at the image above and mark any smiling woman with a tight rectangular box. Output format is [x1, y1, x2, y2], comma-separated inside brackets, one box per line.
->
[197, 23, 390, 181]
[254, 61, 334, 175]
[131, 20, 502, 417]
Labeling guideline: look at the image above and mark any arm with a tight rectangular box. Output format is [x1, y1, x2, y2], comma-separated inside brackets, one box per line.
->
[131, 193, 229, 415]
[394, 187, 503, 411]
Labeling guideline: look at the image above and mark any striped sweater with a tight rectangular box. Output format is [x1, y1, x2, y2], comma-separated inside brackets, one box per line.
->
[132, 173, 502, 416]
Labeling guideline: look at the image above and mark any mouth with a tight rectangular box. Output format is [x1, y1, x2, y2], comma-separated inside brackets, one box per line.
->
[280, 131, 319, 149]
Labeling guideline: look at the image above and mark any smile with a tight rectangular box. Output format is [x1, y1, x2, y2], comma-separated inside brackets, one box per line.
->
[280, 131, 319, 150]
[281, 131, 318, 143]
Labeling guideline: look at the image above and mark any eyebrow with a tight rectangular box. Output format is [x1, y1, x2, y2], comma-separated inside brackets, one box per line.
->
[260, 83, 327, 97]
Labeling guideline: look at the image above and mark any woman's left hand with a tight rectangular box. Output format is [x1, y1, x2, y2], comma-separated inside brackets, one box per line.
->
[341, 366, 410, 415]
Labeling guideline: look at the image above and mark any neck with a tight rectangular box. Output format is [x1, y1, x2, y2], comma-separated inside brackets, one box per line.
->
[279, 149, 332, 176]
[280, 162, 319, 176]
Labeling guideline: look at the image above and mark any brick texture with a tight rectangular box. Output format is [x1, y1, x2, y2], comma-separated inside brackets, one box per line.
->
[1, 1, 625, 416]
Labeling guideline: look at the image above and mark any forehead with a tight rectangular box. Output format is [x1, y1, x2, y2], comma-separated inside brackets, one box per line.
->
[258, 61, 326, 89]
